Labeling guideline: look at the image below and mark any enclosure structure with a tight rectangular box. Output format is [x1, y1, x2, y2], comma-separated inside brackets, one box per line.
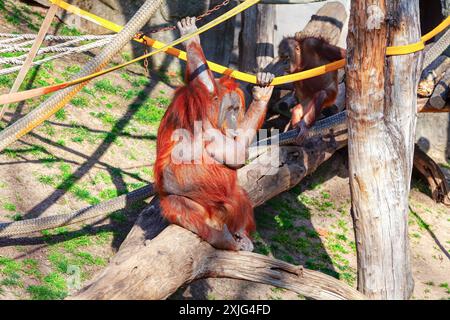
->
[0, 0, 448, 300]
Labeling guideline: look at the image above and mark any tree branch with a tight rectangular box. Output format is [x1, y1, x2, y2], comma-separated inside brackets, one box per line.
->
[68, 130, 362, 300]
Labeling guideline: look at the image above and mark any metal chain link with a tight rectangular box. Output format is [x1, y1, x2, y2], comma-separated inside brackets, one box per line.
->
[130, 0, 231, 75]
[135, 31, 150, 76]
[146, 0, 231, 34]
[132, 0, 231, 75]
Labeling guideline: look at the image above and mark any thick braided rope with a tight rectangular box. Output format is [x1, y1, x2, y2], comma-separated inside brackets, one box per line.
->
[0, 33, 112, 41]
[423, 27, 450, 69]
[0, 40, 36, 50]
[0, 39, 111, 75]
[0, 35, 114, 54]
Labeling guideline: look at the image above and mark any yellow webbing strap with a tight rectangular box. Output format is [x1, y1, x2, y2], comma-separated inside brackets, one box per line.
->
[50, 0, 450, 84]
[0, 0, 260, 105]
[1, 1, 449, 105]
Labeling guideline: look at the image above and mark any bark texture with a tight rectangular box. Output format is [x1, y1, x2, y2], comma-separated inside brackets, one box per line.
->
[346, 0, 420, 299]
[69, 132, 361, 300]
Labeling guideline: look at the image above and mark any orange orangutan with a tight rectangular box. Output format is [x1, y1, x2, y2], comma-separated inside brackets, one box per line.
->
[154, 17, 274, 251]
[277, 34, 346, 142]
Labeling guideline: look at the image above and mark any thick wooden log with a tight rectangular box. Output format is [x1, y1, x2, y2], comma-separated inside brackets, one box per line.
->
[418, 55, 450, 97]
[414, 145, 450, 206]
[69, 131, 360, 300]
[295, 1, 348, 46]
[346, 0, 419, 299]
[239, 4, 276, 73]
[70, 203, 364, 300]
[429, 69, 450, 109]
[239, 5, 258, 73]
[256, 4, 276, 70]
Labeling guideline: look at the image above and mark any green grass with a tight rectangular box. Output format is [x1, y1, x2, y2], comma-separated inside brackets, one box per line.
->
[69, 126, 101, 144]
[94, 79, 122, 95]
[38, 175, 55, 186]
[59, 25, 82, 36]
[22, 259, 41, 278]
[90, 112, 118, 126]
[27, 272, 67, 300]
[132, 96, 169, 125]
[91, 172, 113, 186]
[0, 256, 22, 288]
[409, 208, 431, 231]
[41, 122, 56, 136]
[131, 76, 150, 88]
[109, 211, 127, 223]
[70, 96, 88, 108]
[2, 145, 47, 159]
[5, 7, 21, 25]
[439, 283, 450, 294]
[10, 213, 23, 221]
[3, 202, 16, 212]
[121, 52, 132, 62]
[37, 163, 101, 206]
[0, 74, 13, 87]
[98, 188, 119, 200]
[62, 65, 81, 79]
[55, 109, 67, 121]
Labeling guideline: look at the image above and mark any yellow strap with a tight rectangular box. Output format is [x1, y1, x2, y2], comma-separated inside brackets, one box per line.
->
[1, 0, 448, 105]
[0, 0, 260, 105]
[50, 0, 450, 84]
[421, 15, 450, 42]
[386, 41, 425, 56]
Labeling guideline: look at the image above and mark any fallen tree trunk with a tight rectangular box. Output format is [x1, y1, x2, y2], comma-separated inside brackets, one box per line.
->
[68, 98, 450, 300]
[69, 130, 364, 300]
[418, 55, 450, 97]
[429, 70, 450, 109]
[413, 145, 450, 206]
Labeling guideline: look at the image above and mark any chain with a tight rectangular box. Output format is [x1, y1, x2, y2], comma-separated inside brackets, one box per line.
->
[132, 0, 231, 76]
[146, 0, 231, 34]
[136, 32, 150, 77]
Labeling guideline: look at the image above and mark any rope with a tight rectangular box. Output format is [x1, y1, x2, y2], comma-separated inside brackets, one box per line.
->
[0, 38, 111, 76]
[0, 40, 36, 50]
[0, 38, 112, 63]
[0, 185, 154, 237]
[0, 0, 448, 104]
[422, 28, 450, 69]
[0, 3, 58, 123]
[0, 0, 260, 106]
[0, 0, 165, 152]
[0, 33, 112, 41]
[0, 35, 113, 53]
[48, 0, 450, 85]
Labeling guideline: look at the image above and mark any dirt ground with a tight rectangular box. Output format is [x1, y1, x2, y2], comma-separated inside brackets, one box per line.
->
[0, 0, 449, 300]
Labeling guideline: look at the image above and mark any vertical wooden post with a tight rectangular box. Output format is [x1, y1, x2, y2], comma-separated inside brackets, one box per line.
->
[239, 4, 275, 72]
[346, 0, 421, 299]
[239, 5, 258, 72]
[256, 4, 276, 70]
